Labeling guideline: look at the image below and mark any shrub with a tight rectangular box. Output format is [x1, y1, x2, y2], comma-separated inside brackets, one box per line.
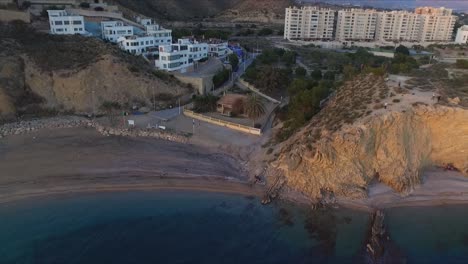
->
[455, 59, 468, 69]
[258, 28, 273, 36]
[295, 66, 307, 77]
[192, 95, 219, 113]
[392, 99, 400, 103]
[94, 6, 104, 11]
[79, 2, 90, 8]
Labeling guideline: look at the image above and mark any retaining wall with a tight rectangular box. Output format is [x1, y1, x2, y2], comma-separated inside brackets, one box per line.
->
[183, 109, 261, 136]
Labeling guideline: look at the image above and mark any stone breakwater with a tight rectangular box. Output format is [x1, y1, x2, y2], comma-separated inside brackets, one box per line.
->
[0, 116, 190, 143]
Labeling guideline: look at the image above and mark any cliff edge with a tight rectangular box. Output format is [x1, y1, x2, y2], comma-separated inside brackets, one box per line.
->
[272, 74, 468, 200]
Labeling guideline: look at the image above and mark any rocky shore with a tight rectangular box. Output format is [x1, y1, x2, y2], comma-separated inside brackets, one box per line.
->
[0, 116, 189, 143]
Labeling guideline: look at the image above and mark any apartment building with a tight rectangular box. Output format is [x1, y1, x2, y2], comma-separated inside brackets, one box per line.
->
[336, 9, 378, 41]
[455, 26, 468, 44]
[47, 10, 86, 35]
[156, 39, 209, 73]
[418, 12, 456, 42]
[116, 21, 172, 55]
[285, 6, 457, 44]
[207, 39, 231, 59]
[284, 6, 336, 40]
[375, 11, 421, 42]
[101, 21, 133, 43]
[145, 23, 172, 41]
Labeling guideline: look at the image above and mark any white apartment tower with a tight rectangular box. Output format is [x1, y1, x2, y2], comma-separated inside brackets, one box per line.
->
[156, 39, 209, 73]
[284, 6, 336, 40]
[418, 10, 456, 42]
[336, 9, 378, 41]
[455, 26, 468, 44]
[376, 11, 421, 42]
[47, 10, 86, 35]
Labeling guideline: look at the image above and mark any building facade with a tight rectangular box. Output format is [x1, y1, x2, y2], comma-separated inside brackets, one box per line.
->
[285, 6, 457, 43]
[156, 39, 209, 72]
[284, 6, 336, 40]
[455, 25, 468, 44]
[101, 21, 133, 43]
[336, 9, 378, 41]
[375, 11, 421, 42]
[117, 35, 163, 55]
[207, 40, 231, 59]
[47, 10, 86, 35]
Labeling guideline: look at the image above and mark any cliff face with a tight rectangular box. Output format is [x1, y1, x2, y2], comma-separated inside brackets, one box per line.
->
[0, 27, 190, 119]
[274, 104, 468, 200]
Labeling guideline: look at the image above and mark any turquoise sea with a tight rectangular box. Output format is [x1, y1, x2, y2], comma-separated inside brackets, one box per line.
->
[0, 191, 467, 263]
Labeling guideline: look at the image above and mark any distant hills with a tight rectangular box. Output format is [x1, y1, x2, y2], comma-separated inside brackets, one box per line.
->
[113, 0, 294, 22]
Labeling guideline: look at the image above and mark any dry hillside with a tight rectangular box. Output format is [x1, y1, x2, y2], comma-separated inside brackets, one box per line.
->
[0, 22, 191, 120]
[269, 74, 468, 200]
[217, 0, 293, 23]
[113, 0, 292, 23]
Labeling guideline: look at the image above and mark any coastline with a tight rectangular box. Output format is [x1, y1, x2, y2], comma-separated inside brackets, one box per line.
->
[0, 176, 266, 205]
[1, 127, 468, 210]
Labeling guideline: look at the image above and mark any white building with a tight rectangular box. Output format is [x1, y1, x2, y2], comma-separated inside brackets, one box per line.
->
[285, 6, 457, 44]
[47, 10, 86, 35]
[145, 23, 172, 43]
[376, 11, 422, 42]
[207, 40, 231, 59]
[336, 9, 378, 41]
[455, 25, 468, 44]
[284, 6, 336, 40]
[101, 21, 133, 43]
[117, 35, 162, 55]
[156, 39, 209, 72]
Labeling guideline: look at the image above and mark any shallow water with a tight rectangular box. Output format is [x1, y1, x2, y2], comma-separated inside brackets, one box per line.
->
[0, 191, 369, 264]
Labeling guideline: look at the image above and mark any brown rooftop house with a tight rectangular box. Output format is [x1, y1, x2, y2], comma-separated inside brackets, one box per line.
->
[217, 94, 247, 117]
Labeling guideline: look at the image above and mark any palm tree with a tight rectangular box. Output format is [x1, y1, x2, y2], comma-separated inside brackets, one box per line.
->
[244, 94, 265, 127]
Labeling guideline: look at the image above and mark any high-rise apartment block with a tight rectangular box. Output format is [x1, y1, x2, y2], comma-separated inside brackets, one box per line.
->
[336, 9, 378, 41]
[284, 6, 457, 43]
[284, 6, 336, 40]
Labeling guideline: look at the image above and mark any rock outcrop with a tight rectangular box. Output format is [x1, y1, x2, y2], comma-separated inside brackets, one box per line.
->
[273, 105, 468, 199]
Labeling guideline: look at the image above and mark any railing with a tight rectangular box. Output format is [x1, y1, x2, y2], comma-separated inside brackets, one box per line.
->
[237, 79, 281, 104]
[183, 109, 262, 136]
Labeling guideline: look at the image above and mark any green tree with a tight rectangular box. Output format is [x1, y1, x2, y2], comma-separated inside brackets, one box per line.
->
[295, 66, 307, 77]
[343, 65, 357, 80]
[193, 95, 219, 113]
[311, 69, 323, 80]
[244, 94, 265, 127]
[323, 71, 335, 80]
[258, 28, 273, 36]
[395, 45, 410, 56]
[228, 53, 239, 70]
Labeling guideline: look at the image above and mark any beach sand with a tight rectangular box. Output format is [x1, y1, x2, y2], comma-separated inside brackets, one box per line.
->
[0, 127, 262, 204]
[1, 127, 467, 209]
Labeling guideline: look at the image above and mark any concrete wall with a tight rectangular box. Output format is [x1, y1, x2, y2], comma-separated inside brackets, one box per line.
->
[0, 9, 31, 23]
[238, 79, 281, 104]
[174, 75, 214, 95]
[184, 109, 261, 136]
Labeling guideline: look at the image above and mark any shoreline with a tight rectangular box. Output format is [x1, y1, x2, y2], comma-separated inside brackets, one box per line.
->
[2, 173, 468, 211]
[0, 176, 266, 205]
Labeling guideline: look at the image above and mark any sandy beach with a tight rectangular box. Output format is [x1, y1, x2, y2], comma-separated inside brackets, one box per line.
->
[0, 127, 263, 204]
[1, 127, 468, 209]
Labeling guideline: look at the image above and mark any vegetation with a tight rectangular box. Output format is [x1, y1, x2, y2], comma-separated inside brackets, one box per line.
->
[172, 27, 231, 40]
[257, 28, 273, 36]
[212, 67, 230, 88]
[244, 94, 266, 127]
[395, 45, 410, 56]
[192, 95, 219, 113]
[455, 59, 468, 69]
[228, 53, 239, 70]
[295, 66, 307, 77]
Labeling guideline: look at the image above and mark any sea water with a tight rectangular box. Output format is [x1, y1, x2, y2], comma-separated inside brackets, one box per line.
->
[386, 205, 468, 264]
[0, 191, 369, 264]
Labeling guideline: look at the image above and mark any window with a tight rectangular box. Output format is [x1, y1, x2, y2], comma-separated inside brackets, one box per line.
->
[64, 21, 70, 25]
[73, 20, 82, 25]
[55, 21, 63, 25]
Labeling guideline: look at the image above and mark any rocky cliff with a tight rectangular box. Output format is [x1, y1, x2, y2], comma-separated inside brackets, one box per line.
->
[0, 23, 190, 120]
[272, 75, 468, 200]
